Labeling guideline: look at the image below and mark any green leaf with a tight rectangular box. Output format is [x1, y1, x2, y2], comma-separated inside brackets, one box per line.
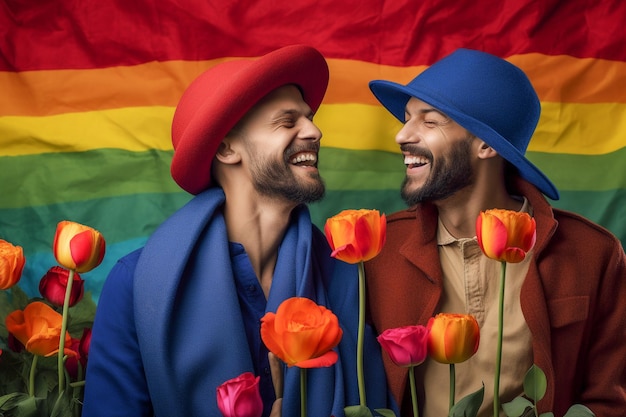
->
[344, 405, 375, 417]
[373, 408, 398, 417]
[0, 286, 31, 341]
[448, 384, 484, 417]
[563, 404, 596, 417]
[15, 395, 47, 417]
[523, 364, 547, 402]
[50, 389, 75, 417]
[0, 392, 29, 409]
[67, 291, 97, 336]
[502, 396, 533, 417]
[539, 413, 554, 417]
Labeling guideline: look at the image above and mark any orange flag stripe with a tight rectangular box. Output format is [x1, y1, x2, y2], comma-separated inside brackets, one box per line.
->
[1, 54, 624, 117]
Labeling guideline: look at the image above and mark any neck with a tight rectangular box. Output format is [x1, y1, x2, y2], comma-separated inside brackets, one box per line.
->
[222, 185, 296, 298]
[434, 177, 523, 239]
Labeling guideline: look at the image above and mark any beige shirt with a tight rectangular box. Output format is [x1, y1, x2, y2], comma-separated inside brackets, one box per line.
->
[421, 199, 534, 417]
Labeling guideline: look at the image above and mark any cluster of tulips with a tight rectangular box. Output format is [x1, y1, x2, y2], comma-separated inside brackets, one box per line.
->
[0, 221, 105, 417]
[213, 208, 544, 417]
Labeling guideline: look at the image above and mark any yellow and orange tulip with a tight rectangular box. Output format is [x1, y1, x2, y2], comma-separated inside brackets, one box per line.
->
[476, 209, 536, 264]
[427, 313, 480, 364]
[0, 239, 25, 290]
[324, 209, 386, 264]
[261, 297, 342, 368]
[5, 301, 73, 357]
[53, 221, 106, 273]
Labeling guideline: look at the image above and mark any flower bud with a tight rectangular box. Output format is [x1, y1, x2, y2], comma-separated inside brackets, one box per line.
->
[324, 209, 386, 263]
[377, 324, 430, 367]
[0, 239, 25, 290]
[53, 221, 106, 272]
[261, 297, 342, 368]
[476, 209, 536, 263]
[428, 313, 480, 364]
[216, 372, 263, 417]
[39, 266, 84, 307]
[79, 327, 92, 368]
[5, 301, 72, 357]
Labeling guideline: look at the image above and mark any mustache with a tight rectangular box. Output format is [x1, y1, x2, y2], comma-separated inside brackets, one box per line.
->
[285, 144, 320, 158]
[400, 144, 433, 160]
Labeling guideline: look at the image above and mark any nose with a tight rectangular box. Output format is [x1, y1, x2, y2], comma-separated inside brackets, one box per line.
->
[395, 120, 417, 145]
[300, 117, 322, 142]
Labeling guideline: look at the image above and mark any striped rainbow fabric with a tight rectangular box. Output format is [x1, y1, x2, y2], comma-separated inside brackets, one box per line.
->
[1, 1, 624, 300]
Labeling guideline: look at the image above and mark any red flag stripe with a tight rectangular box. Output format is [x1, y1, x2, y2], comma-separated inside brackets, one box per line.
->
[2, 0, 624, 71]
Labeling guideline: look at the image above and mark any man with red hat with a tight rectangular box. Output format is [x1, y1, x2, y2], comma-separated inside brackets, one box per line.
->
[365, 48, 626, 416]
[83, 45, 394, 417]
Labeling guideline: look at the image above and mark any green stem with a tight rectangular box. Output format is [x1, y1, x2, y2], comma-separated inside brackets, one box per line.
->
[409, 365, 419, 417]
[300, 368, 307, 417]
[58, 268, 75, 394]
[449, 363, 455, 411]
[494, 261, 507, 417]
[29, 355, 39, 396]
[357, 261, 367, 407]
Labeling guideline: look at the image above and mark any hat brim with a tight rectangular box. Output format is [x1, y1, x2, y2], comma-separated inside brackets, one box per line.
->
[369, 80, 560, 200]
[171, 45, 329, 195]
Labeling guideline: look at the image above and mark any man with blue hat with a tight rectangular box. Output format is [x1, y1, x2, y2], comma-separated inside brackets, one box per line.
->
[82, 45, 393, 417]
[365, 48, 626, 416]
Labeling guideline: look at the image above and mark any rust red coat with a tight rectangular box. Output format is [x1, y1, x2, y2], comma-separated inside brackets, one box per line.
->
[365, 179, 626, 416]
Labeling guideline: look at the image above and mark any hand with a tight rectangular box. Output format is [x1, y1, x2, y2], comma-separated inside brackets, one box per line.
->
[269, 352, 284, 417]
[269, 398, 282, 417]
[269, 352, 284, 398]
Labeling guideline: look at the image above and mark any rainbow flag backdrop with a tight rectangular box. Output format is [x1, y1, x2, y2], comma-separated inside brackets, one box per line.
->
[1, 1, 625, 301]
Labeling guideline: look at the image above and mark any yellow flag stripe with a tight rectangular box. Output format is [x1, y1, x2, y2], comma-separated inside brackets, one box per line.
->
[1, 102, 624, 156]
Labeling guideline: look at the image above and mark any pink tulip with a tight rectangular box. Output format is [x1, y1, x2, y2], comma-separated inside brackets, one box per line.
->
[216, 372, 263, 417]
[377, 324, 430, 367]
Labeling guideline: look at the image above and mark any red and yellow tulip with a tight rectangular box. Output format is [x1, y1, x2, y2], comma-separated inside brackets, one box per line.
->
[476, 209, 536, 263]
[53, 221, 106, 273]
[0, 239, 25, 290]
[427, 313, 480, 364]
[261, 297, 342, 368]
[324, 209, 386, 263]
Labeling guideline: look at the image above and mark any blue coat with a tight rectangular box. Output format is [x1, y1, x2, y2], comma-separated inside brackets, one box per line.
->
[83, 188, 395, 417]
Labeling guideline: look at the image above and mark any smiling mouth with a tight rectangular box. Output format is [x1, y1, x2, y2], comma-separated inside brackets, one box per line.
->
[290, 152, 318, 167]
[404, 155, 429, 169]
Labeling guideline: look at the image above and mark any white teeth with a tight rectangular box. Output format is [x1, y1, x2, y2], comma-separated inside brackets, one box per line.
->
[404, 155, 429, 165]
[291, 153, 317, 164]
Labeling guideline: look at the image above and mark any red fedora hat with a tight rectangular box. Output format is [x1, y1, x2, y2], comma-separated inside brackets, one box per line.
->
[171, 45, 329, 194]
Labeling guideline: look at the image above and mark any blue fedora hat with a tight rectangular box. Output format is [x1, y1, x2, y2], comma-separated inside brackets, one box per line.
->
[369, 48, 559, 200]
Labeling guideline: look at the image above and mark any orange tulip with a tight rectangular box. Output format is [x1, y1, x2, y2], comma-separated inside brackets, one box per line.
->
[261, 297, 342, 368]
[427, 313, 480, 364]
[324, 209, 386, 263]
[5, 301, 73, 357]
[53, 221, 106, 273]
[476, 209, 536, 263]
[0, 239, 25, 290]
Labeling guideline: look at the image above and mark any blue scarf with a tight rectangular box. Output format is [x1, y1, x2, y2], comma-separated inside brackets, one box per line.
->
[134, 188, 389, 416]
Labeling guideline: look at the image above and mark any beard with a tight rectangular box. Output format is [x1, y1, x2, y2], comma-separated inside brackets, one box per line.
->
[249, 147, 326, 204]
[401, 137, 474, 206]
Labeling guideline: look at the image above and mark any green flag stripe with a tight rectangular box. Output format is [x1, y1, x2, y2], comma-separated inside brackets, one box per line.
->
[3, 147, 625, 209]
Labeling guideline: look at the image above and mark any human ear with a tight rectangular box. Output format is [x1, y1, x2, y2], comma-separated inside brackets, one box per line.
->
[476, 140, 498, 160]
[215, 140, 241, 164]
